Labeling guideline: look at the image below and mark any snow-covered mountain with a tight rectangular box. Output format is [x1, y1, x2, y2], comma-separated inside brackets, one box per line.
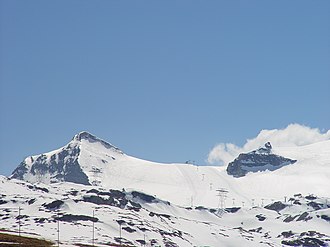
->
[226, 142, 297, 177]
[2, 131, 330, 246]
[10, 131, 330, 208]
[11, 131, 123, 186]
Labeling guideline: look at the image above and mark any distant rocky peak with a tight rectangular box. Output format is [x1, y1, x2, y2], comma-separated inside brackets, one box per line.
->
[265, 142, 272, 149]
[72, 131, 123, 154]
[253, 142, 272, 155]
[227, 142, 297, 177]
[73, 131, 100, 142]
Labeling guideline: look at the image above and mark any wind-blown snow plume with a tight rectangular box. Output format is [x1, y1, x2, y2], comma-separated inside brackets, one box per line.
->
[208, 124, 330, 166]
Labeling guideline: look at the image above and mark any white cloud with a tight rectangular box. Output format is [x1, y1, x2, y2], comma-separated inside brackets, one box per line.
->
[207, 124, 330, 166]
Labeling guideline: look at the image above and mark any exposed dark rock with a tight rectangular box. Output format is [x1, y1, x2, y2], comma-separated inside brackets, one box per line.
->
[227, 143, 297, 177]
[307, 201, 322, 210]
[159, 229, 182, 239]
[293, 200, 301, 205]
[43, 200, 64, 210]
[150, 239, 159, 246]
[136, 239, 146, 245]
[58, 214, 98, 222]
[209, 208, 217, 213]
[321, 215, 330, 222]
[159, 213, 171, 219]
[33, 185, 49, 193]
[137, 226, 149, 232]
[122, 226, 136, 233]
[256, 214, 266, 221]
[249, 227, 262, 233]
[11, 144, 91, 185]
[10, 161, 28, 180]
[69, 190, 78, 196]
[116, 219, 126, 225]
[148, 211, 171, 219]
[87, 188, 126, 200]
[34, 218, 47, 223]
[27, 186, 48, 195]
[280, 231, 295, 238]
[305, 195, 317, 200]
[288, 198, 295, 203]
[225, 207, 240, 213]
[0, 200, 7, 205]
[128, 201, 142, 211]
[282, 237, 326, 246]
[264, 201, 287, 212]
[16, 215, 29, 220]
[131, 191, 155, 203]
[284, 215, 299, 223]
[82, 190, 128, 208]
[297, 212, 312, 221]
[27, 198, 36, 205]
[83, 195, 114, 205]
[300, 231, 327, 238]
[108, 189, 126, 198]
[113, 237, 134, 246]
[164, 240, 179, 247]
[283, 212, 313, 223]
[87, 189, 99, 194]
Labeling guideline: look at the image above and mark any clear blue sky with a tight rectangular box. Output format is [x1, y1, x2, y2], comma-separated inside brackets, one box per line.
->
[1, 0, 329, 176]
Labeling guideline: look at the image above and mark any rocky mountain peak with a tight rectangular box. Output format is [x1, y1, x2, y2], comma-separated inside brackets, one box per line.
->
[73, 131, 123, 154]
[265, 142, 272, 149]
[10, 131, 124, 185]
[227, 142, 297, 177]
[253, 142, 273, 155]
[73, 131, 98, 141]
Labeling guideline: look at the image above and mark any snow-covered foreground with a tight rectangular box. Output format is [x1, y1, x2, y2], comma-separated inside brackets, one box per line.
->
[0, 176, 329, 247]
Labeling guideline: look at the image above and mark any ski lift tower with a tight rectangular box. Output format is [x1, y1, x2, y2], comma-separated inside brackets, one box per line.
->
[216, 188, 228, 217]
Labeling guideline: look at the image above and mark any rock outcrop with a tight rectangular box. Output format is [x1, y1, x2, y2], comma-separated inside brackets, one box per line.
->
[226, 142, 297, 177]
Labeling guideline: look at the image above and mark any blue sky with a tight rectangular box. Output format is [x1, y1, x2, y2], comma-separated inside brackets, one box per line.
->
[0, 0, 329, 176]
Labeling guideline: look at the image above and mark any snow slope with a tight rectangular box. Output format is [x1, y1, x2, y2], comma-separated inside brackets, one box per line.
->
[3, 132, 330, 246]
[10, 132, 330, 209]
[0, 176, 329, 247]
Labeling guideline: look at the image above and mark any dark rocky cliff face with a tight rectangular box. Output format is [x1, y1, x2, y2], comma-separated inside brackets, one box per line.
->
[11, 143, 90, 185]
[226, 142, 297, 178]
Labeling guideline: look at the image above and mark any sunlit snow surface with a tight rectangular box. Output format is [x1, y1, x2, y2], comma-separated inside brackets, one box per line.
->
[2, 134, 330, 246]
[16, 135, 330, 207]
[1, 176, 329, 247]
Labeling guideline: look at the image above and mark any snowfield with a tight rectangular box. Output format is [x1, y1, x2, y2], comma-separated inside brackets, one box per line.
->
[1, 176, 329, 247]
[2, 132, 330, 246]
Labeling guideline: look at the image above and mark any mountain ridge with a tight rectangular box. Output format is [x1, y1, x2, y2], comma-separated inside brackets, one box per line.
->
[9, 132, 330, 208]
[72, 131, 123, 154]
